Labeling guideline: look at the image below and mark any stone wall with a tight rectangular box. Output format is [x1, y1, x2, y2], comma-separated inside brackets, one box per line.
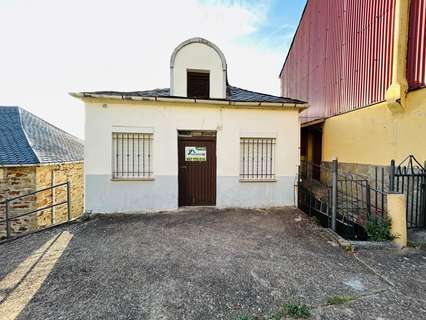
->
[35, 162, 84, 228]
[0, 162, 84, 239]
[0, 167, 37, 238]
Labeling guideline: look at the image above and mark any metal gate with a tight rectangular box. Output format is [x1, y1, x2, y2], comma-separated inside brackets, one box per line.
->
[390, 155, 426, 228]
[298, 160, 388, 240]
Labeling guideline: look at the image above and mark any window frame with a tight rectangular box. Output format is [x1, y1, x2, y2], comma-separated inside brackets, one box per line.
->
[239, 136, 277, 182]
[111, 130, 154, 181]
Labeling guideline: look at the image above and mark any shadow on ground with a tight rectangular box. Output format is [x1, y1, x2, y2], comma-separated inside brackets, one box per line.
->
[0, 207, 425, 319]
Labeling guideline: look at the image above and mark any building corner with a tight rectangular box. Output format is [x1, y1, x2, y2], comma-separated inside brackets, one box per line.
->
[385, 0, 411, 113]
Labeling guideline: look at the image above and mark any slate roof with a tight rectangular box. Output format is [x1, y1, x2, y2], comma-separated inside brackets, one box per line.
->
[0, 106, 84, 166]
[79, 85, 306, 104]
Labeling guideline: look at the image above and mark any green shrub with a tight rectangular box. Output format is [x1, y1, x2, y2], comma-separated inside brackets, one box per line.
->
[364, 216, 395, 241]
[281, 302, 311, 319]
[263, 302, 311, 319]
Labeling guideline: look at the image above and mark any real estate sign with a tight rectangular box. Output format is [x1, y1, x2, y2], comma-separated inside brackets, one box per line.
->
[185, 146, 207, 161]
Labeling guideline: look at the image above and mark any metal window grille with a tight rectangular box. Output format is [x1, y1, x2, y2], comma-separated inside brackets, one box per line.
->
[240, 137, 276, 181]
[112, 132, 153, 179]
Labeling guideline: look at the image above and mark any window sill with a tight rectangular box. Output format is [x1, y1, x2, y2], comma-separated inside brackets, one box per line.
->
[111, 177, 155, 182]
[239, 178, 277, 183]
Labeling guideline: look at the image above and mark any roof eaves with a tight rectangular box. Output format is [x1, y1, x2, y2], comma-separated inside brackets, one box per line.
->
[0, 159, 84, 168]
[71, 92, 307, 108]
[278, 0, 309, 78]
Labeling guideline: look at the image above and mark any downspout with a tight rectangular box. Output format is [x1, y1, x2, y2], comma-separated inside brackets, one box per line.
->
[385, 0, 411, 113]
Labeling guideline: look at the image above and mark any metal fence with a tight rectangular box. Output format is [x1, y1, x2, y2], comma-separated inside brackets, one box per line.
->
[390, 155, 426, 228]
[0, 181, 71, 240]
[337, 167, 388, 223]
[299, 155, 426, 238]
[298, 160, 388, 239]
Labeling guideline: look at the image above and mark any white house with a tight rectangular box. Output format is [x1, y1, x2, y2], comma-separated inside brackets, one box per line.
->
[71, 38, 307, 213]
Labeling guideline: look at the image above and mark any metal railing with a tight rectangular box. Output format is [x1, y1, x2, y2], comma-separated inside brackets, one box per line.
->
[390, 155, 426, 228]
[298, 160, 388, 238]
[0, 181, 71, 240]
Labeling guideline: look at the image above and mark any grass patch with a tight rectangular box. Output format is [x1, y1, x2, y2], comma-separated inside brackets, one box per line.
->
[264, 310, 284, 320]
[364, 216, 395, 241]
[326, 295, 353, 305]
[263, 302, 311, 319]
[281, 303, 311, 318]
[407, 240, 417, 248]
[235, 301, 311, 319]
[312, 216, 322, 226]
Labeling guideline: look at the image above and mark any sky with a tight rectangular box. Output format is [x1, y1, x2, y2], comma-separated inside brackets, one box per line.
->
[0, 0, 306, 139]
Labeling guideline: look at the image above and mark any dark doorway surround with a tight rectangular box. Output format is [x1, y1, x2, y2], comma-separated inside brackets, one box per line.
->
[187, 71, 210, 99]
[301, 124, 323, 180]
[178, 131, 216, 206]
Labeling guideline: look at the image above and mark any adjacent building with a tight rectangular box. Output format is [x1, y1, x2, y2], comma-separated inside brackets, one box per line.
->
[0, 106, 84, 238]
[280, 0, 426, 175]
[72, 37, 307, 213]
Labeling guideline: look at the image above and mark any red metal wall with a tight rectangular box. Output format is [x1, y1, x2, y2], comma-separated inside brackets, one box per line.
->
[280, 0, 396, 123]
[407, 0, 426, 89]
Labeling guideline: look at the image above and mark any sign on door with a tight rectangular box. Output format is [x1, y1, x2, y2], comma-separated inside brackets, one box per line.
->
[185, 146, 207, 161]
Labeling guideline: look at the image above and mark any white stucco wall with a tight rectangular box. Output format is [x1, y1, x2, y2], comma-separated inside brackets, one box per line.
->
[84, 101, 300, 213]
[171, 41, 226, 99]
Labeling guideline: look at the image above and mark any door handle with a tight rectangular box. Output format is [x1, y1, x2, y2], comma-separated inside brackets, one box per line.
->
[180, 166, 187, 169]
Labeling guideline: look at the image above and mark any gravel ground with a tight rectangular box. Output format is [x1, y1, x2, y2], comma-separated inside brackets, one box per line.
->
[0, 207, 425, 319]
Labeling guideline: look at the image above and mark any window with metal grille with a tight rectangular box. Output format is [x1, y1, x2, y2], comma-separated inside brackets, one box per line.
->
[112, 132, 153, 179]
[240, 137, 276, 181]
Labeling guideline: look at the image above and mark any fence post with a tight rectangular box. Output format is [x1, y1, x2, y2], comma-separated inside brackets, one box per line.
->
[331, 159, 338, 231]
[390, 159, 395, 192]
[388, 192, 407, 248]
[5, 199, 11, 239]
[366, 183, 371, 217]
[67, 181, 71, 222]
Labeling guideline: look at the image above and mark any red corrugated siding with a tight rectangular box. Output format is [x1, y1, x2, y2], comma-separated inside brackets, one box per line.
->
[408, 0, 426, 89]
[280, 0, 395, 123]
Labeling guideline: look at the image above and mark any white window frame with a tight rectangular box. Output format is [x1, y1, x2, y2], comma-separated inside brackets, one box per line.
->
[111, 127, 154, 181]
[239, 136, 277, 182]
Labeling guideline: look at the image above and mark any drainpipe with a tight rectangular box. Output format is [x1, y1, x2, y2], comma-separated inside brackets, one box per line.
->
[385, 0, 411, 113]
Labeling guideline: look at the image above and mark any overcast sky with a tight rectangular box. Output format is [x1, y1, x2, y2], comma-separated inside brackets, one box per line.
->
[0, 0, 306, 139]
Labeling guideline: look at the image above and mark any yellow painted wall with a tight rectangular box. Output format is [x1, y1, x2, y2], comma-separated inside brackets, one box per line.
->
[323, 87, 426, 165]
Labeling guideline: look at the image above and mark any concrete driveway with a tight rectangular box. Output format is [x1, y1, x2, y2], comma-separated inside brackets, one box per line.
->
[0, 207, 425, 319]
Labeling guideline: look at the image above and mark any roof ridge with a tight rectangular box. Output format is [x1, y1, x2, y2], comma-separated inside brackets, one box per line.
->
[20, 108, 83, 144]
[0, 106, 84, 165]
[17, 107, 41, 164]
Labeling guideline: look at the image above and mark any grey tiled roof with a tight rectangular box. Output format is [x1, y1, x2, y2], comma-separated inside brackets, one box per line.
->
[0, 106, 84, 165]
[81, 85, 306, 104]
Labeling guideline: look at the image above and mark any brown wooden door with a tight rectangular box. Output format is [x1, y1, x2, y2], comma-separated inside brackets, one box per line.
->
[178, 136, 216, 206]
